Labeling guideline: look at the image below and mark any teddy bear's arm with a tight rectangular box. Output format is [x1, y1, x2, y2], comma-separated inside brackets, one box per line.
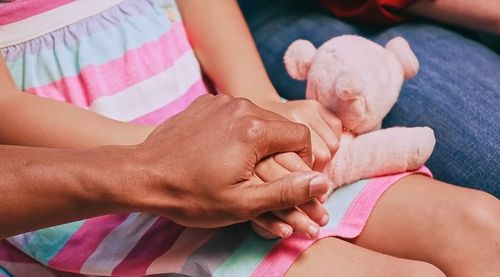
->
[326, 127, 435, 191]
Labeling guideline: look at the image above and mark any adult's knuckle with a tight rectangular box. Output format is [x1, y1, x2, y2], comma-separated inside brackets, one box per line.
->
[216, 94, 232, 102]
[231, 97, 255, 114]
[191, 94, 212, 105]
[238, 116, 264, 141]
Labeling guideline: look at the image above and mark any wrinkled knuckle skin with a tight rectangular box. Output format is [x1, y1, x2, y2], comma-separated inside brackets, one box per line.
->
[216, 94, 232, 103]
[279, 181, 296, 207]
[232, 97, 255, 112]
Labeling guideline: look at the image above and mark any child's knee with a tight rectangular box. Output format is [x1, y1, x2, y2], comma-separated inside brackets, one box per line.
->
[456, 190, 500, 236]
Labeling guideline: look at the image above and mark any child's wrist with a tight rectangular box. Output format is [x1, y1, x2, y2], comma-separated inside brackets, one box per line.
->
[243, 87, 282, 109]
[119, 124, 156, 145]
[220, 83, 281, 108]
[251, 96, 281, 109]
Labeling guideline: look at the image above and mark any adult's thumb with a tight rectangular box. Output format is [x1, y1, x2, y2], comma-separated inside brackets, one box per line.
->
[247, 171, 329, 215]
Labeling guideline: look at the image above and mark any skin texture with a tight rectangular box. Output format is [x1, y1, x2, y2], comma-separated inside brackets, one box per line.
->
[0, 144, 133, 239]
[133, 94, 330, 228]
[1, 62, 333, 238]
[252, 153, 330, 238]
[407, 0, 500, 34]
[0, 50, 328, 239]
[2, 2, 499, 275]
[0, 55, 155, 148]
[177, 0, 342, 238]
[287, 233, 445, 277]
[177, 0, 343, 170]
[173, 1, 500, 275]
[349, 175, 500, 276]
[287, 175, 500, 276]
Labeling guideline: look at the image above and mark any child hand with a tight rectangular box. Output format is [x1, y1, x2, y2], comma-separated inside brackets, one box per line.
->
[251, 152, 330, 239]
[258, 99, 342, 171]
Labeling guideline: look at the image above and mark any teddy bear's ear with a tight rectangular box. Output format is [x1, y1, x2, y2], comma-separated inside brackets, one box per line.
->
[385, 37, 419, 80]
[284, 39, 316, 81]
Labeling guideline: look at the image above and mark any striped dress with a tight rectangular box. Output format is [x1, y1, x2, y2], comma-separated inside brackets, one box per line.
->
[0, 1, 430, 276]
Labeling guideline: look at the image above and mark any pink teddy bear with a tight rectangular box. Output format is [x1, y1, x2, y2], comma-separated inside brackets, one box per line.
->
[284, 35, 436, 193]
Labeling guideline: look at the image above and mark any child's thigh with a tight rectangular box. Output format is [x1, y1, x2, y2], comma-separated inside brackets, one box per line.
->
[348, 175, 500, 275]
[286, 237, 444, 276]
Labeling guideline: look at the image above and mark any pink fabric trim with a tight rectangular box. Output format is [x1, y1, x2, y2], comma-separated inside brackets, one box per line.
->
[111, 218, 184, 276]
[252, 167, 432, 277]
[333, 167, 432, 238]
[0, 0, 74, 26]
[131, 79, 208, 124]
[48, 214, 129, 272]
[25, 22, 191, 108]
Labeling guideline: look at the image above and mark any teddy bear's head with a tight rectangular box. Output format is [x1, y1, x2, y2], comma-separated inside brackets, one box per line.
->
[284, 35, 419, 134]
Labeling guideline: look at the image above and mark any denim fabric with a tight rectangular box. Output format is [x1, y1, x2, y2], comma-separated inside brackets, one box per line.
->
[240, 0, 500, 197]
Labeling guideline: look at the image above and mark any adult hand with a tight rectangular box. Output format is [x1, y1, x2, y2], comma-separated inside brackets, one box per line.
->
[258, 99, 343, 171]
[124, 94, 329, 228]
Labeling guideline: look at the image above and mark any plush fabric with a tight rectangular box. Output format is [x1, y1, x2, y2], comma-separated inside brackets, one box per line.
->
[284, 35, 435, 190]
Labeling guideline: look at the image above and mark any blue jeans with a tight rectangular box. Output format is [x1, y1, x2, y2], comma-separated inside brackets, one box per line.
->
[240, 0, 500, 197]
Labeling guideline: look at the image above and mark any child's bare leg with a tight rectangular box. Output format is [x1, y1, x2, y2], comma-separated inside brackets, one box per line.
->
[349, 175, 500, 276]
[286, 237, 444, 276]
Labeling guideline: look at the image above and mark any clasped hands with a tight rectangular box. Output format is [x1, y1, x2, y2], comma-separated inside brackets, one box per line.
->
[132, 94, 341, 239]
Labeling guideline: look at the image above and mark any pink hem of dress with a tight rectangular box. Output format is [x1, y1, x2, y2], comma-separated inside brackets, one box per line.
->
[252, 167, 432, 277]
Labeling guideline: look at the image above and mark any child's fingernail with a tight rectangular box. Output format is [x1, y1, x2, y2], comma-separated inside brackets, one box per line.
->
[318, 194, 327, 203]
[309, 175, 327, 197]
[281, 225, 292, 238]
[308, 224, 319, 238]
[320, 214, 329, 226]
